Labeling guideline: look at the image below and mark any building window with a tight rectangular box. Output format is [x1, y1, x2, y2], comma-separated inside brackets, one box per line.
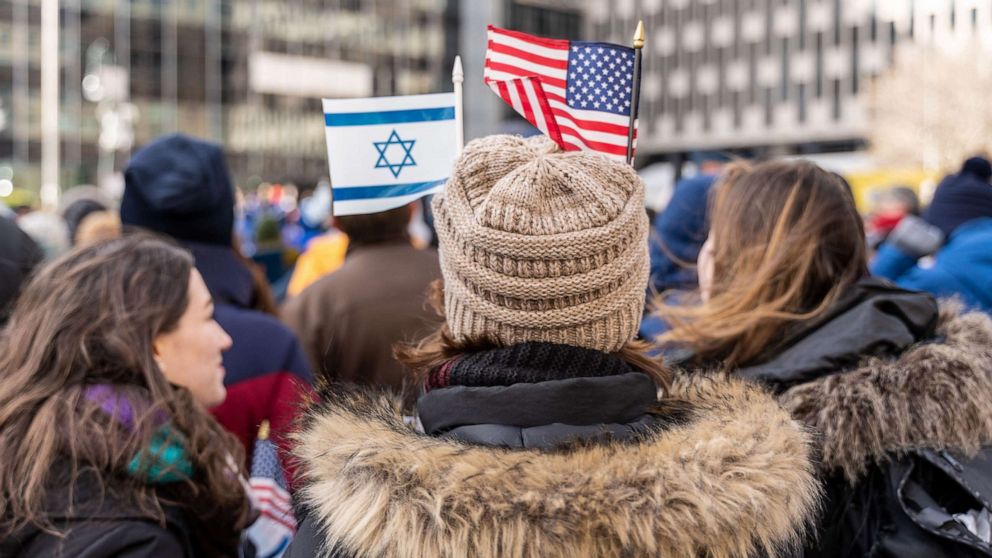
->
[703, 94, 712, 132]
[831, 78, 841, 120]
[780, 37, 789, 102]
[851, 26, 859, 94]
[799, 0, 807, 50]
[815, 31, 823, 97]
[764, 85, 773, 126]
[797, 82, 806, 123]
[764, 8, 773, 57]
[909, 0, 916, 39]
[748, 42, 757, 105]
[833, 0, 842, 45]
[732, 90, 741, 128]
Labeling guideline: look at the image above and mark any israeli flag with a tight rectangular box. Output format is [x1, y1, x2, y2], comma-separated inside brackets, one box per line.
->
[323, 93, 457, 216]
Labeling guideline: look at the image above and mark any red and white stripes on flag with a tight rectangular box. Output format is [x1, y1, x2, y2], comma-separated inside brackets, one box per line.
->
[484, 25, 637, 161]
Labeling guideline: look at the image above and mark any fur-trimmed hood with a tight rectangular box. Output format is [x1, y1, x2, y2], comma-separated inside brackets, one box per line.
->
[291, 375, 819, 558]
[779, 303, 992, 481]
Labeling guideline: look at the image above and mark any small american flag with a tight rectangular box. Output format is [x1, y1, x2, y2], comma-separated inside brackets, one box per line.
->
[246, 420, 296, 558]
[484, 25, 638, 160]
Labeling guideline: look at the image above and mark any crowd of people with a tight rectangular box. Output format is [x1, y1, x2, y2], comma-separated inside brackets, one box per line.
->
[1, 131, 991, 557]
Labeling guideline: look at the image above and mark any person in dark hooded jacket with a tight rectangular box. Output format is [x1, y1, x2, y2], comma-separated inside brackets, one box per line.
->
[656, 160, 992, 557]
[283, 135, 820, 558]
[0, 216, 43, 325]
[121, 133, 313, 477]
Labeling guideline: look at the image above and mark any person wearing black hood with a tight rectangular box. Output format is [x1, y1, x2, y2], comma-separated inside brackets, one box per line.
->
[121, 133, 312, 479]
[655, 160, 992, 557]
[0, 216, 43, 326]
[872, 156, 992, 313]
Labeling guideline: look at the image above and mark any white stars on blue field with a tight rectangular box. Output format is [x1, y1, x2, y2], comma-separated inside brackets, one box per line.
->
[566, 41, 635, 116]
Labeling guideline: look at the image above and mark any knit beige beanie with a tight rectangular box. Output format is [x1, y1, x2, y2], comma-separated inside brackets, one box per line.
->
[432, 135, 649, 353]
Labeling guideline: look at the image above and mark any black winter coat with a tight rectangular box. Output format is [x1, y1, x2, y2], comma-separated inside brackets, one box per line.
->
[0, 469, 197, 557]
[736, 278, 992, 557]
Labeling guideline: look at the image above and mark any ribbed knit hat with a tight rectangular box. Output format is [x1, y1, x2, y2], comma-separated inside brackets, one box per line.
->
[432, 135, 649, 353]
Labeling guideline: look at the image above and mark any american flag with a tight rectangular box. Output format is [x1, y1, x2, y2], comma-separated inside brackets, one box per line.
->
[484, 25, 638, 160]
[245, 420, 296, 558]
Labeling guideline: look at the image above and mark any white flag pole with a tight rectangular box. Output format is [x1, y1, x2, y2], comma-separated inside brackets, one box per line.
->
[452, 55, 465, 154]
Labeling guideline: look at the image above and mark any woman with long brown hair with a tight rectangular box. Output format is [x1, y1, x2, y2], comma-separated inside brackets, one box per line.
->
[655, 160, 992, 557]
[0, 235, 252, 556]
[283, 135, 819, 558]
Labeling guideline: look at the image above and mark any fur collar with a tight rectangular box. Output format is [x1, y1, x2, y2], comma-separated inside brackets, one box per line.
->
[292, 375, 818, 558]
[779, 303, 992, 481]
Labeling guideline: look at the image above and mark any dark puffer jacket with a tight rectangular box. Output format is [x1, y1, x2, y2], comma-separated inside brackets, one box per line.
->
[0, 467, 203, 557]
[732, 278, 992, 556]
[284, 343, 819, 558]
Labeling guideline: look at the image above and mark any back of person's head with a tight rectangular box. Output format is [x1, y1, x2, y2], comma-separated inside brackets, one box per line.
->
[923, 155, 992, 238]
[691, 150, 732, 175]
[399, 135, 668, 385]
[74, 210, 122, 247]
[655, 160, 867, 369]
[121, 133, 235, 246]
[333, 203, 411, 246]
[962, 155, 992, 181]
[0, 235, 248, 536]
[62, 198, 108, 245]
[872, 186, 920, 215]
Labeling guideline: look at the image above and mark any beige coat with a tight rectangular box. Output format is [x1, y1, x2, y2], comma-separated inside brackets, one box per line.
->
[282, 241, 440, 408]
[291, 375, 820, 558]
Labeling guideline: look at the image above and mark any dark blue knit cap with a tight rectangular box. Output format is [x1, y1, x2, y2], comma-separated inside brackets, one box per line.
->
[121, 133, 234, 246]
[924, 156, 992, 238]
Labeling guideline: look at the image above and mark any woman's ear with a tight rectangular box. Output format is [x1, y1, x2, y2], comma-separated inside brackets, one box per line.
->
[151, 336, 167, 372]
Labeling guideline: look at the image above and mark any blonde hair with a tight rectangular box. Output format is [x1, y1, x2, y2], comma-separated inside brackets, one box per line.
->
[653, 160, 867, 370]
[75, 210, 122, 247]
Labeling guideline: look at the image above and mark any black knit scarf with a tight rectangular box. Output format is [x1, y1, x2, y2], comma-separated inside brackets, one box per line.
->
[425, 342, 635, 391]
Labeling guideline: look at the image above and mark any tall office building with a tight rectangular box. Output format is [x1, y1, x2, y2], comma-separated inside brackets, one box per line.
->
[0, 0, 449, 196]
[590, 0, 992, 160]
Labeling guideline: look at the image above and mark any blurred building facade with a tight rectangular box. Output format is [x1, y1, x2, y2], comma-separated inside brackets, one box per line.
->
[0, 0, 449, 195]
[455, 0, 585, 141]
[4, 0, 989, 199]
[593, 0, 992, 161]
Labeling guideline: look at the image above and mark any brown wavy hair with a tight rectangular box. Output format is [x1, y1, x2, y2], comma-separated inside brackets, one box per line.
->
[653, 160, 867, 369]
[0, 235, 251, 540]
[396, 280, 672, 391]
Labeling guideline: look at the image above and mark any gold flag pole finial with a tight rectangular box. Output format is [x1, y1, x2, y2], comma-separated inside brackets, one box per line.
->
[633, 20, 645, 49]
[625, 21, 646, 165]
[257, 419, 270, 441]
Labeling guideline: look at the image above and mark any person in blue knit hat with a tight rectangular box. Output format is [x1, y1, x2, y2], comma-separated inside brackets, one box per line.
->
[872, 155, 992, 313]
[121, 133, 313, 482]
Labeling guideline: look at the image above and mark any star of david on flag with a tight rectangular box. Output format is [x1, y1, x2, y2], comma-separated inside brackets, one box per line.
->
[323, 92, 457, 216]
[484, 26, 639, 160]
[374, 130, 417, 178]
